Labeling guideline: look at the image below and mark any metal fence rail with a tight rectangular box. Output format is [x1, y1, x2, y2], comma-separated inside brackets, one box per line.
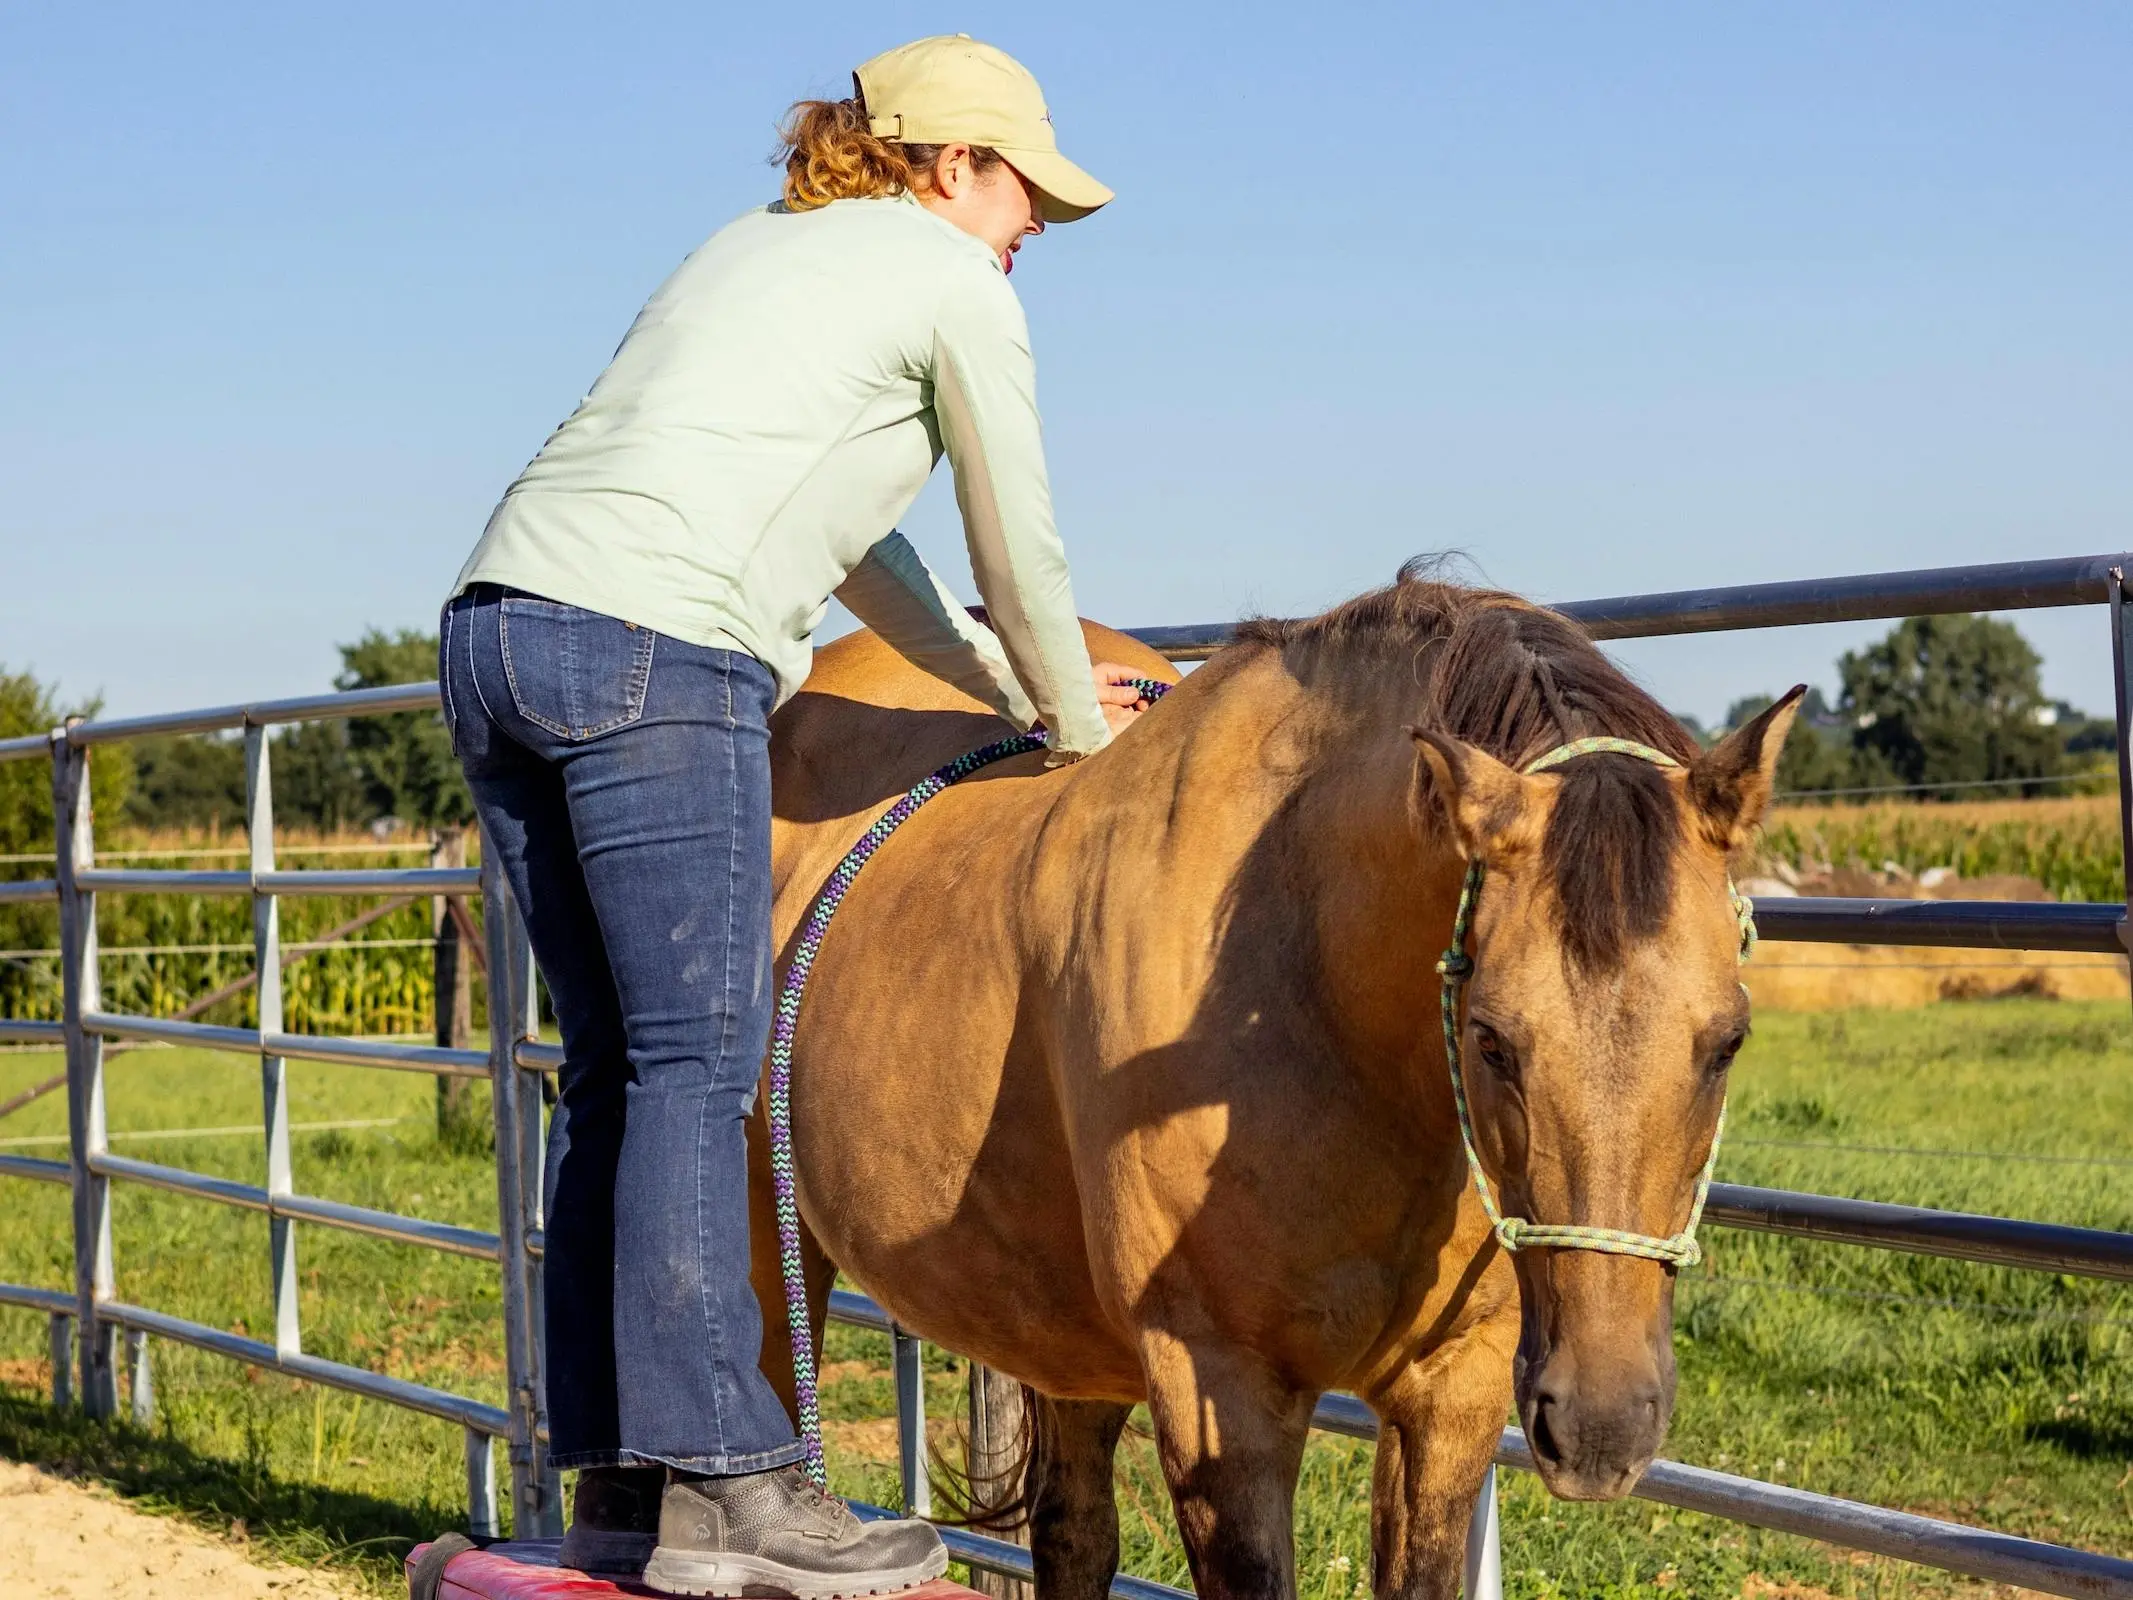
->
[1705, 1184, 2133, 1280]
[1, 550, 2128, 1597]
[85, 1009, 492, 1076]
[1751, 897, 2124, 951]
[1130, 551, 2130, 658]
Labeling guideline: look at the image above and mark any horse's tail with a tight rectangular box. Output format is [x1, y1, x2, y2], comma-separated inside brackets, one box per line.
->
[924, 1378, 1039, 1534]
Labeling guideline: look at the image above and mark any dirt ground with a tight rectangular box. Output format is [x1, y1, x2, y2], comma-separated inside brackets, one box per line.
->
[0, 1459, 364, 1600]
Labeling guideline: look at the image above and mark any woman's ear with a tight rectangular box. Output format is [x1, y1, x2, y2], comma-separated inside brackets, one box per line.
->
[931, 142, 976, 199]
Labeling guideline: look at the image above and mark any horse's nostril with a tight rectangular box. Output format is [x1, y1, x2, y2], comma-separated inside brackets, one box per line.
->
[1528, 1394, 1565, 1467]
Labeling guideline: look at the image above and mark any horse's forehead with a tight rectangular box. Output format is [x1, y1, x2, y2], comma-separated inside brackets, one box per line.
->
[1481, 852, 1741, 1031]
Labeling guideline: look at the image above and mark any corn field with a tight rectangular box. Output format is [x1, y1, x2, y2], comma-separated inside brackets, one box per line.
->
[1755, 793, 2123, 902]
[0, 830, 483, 1037]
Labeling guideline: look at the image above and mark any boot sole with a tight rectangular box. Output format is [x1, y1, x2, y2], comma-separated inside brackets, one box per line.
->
[640, 1540, 949, 1599]
[558, 1525, 659, 1574]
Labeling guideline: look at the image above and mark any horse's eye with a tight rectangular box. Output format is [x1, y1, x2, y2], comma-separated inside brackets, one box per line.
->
[1710, 1030, 1748, 1075]
[1472, 1023, 1516, 1078]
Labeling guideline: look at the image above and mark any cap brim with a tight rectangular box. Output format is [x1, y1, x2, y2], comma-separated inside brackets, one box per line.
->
[997, 145, 1113, 223]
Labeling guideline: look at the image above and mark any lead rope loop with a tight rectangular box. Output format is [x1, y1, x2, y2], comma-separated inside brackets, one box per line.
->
[1436, 737, 1755, 1270]
[767, 679, 1172, 1484]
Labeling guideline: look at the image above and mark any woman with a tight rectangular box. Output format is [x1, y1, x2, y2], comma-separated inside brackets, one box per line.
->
[439, 33, 1140, 1600]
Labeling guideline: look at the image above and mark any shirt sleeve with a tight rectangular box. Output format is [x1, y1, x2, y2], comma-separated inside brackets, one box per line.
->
[928, 266, 1112, 761]
[833, 531, 1041, 730]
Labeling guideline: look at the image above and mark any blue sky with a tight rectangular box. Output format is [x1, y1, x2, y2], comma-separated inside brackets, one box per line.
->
[5, 4, 2128, 724]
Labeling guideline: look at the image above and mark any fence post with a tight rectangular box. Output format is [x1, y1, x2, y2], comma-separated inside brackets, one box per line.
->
[511, 903, 558, 1537]
[432, 828, 476, 1141]
[126, 1328, 153, 1426]
[465, 1426, 501, 1540]
[53, 722, 117, 1417]
[966, 1365, 1028, 1600]
[1464, 1463, 1502, 1600]
[48, 1312, 74, 1409]
[246, 726, 300, 1358]
[2108, 567, 2133, 1019]
[892, 1326, 930, 1517]
[482, 842, 557, 1537]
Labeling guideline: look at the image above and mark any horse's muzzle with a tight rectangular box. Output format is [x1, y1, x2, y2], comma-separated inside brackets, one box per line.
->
[1513, 1260, 1678, 1500]
[1520, 1359, 1671, 1499]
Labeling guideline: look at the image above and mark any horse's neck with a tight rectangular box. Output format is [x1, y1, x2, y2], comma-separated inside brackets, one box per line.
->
[1239, 684, 1467, 1107]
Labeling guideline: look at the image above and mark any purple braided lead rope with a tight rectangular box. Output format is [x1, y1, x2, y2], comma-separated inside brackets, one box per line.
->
[766, 679, 1170, 1485]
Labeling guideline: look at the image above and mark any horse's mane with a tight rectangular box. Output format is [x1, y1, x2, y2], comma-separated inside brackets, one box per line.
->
[1233, 560, 1702, 971]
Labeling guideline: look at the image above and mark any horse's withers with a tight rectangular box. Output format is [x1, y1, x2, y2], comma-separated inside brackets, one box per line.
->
[1411, 692, 1802, 1499]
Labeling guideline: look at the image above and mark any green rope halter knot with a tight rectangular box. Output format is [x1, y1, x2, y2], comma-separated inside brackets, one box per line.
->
[1436, 737, 1756, 1269]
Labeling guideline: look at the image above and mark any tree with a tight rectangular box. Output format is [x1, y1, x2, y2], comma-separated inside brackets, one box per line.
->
[0, 668, 133, 1019]
[2052, 700, 2118, 757]
[273, 720, 370, 831]
[0, 668, 133, 852]
[106, 628, 470, 835]
[1837, 614, 2065, 797]
[118, 722, 374, 834]
[335, 630, 472, 829]
[123, 734, 245, 830]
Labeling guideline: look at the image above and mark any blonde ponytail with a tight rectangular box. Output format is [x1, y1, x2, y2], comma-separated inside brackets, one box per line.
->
[777, 98, 914, 209]
[775, 95, 1005, 211]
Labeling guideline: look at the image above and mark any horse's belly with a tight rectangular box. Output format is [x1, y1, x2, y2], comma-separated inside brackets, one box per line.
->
[789, 880, 1145, 1400]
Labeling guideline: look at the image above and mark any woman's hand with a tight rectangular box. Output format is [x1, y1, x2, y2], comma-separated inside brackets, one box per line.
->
[1092, 662, 1154, 737]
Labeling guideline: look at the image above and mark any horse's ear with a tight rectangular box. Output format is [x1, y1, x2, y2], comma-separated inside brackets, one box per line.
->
[1687, 685, 1807, 849]
[1407, 727, 1534, 862]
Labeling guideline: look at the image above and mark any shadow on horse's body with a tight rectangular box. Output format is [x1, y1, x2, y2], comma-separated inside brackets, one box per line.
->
[747, 573, 1797, 1600]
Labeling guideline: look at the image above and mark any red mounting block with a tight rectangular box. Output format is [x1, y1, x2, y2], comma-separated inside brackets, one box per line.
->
[406, 1541, 990, 1600]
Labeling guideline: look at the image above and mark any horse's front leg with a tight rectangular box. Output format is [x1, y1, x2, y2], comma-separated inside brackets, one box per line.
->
[1364, 1316, 1518, 1600]
[1140, 1330, 1315, 1600]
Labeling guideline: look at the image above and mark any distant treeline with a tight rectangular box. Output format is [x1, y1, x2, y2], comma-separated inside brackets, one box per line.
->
[0, 608, 2113, 851]
[16, 629, 473, 838]
[1683, 613, 2112, 800]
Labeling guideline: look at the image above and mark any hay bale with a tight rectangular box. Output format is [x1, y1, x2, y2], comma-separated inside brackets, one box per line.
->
[1743, 869, 2114, 1009]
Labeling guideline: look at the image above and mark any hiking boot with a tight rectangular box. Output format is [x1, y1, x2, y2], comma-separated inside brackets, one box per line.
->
[641, 1467, 947, 1598]
[558, 1464, 665, 1575]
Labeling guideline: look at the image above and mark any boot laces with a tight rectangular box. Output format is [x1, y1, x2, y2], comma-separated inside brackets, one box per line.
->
[787, 1468, 853, 1526]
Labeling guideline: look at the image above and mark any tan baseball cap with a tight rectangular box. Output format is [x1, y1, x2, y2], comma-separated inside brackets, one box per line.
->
[853, 35, 1113, 224]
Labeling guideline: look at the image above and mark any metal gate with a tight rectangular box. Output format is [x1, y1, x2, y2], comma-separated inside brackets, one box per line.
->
[1, 550, 2128, 1597]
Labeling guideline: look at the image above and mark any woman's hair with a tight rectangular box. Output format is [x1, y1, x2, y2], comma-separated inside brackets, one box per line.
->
[777, 96, 1004, 211]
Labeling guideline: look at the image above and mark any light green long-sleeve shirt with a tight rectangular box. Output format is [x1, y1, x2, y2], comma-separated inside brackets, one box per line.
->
[451, 193, 1112, 758]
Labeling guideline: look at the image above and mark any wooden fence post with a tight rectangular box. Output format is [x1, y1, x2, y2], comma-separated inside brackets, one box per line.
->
[966, 1364, 1030, 1600]
[432, 827, 476, 1141]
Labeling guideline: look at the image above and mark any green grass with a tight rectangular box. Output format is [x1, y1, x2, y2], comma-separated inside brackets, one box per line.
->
[0, 1002, 2129, 1597]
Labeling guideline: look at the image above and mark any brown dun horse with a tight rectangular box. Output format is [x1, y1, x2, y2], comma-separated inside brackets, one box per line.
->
[748, 569, 1801, 1600]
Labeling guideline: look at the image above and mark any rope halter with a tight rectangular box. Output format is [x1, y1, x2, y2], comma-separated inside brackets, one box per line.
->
[1434, 736, 1756, 1269]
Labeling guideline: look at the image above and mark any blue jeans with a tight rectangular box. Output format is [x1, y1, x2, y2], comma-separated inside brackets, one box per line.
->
[441, 584, 807, 1476]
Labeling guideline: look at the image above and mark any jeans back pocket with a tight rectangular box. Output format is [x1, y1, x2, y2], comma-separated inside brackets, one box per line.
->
[498, 595, 656, 741]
